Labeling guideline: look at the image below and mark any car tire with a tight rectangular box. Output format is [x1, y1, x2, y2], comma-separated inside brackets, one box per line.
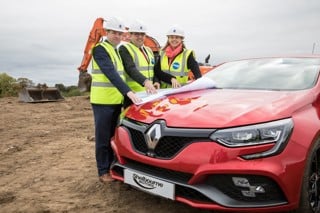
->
[292, 139, 320, 213]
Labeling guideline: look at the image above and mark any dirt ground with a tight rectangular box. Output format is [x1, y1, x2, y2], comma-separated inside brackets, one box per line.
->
[0, 96, 215, 213]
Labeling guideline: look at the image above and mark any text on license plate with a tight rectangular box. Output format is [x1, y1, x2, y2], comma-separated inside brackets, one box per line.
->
[124, 169, 175, 200]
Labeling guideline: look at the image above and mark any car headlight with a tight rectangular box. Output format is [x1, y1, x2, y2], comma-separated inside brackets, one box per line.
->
[210, 118, 293, 159]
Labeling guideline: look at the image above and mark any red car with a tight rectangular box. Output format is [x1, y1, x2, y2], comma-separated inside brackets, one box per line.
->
[111, 56, 320, 212]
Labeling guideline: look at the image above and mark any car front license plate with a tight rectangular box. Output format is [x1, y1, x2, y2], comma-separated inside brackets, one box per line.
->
[124, 169, 175, 200]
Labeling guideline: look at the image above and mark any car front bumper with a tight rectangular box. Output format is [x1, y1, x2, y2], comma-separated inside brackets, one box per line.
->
[110, 125, 306, 212]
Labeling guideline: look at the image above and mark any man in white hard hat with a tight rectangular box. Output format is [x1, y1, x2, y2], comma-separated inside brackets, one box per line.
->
[154, 25, 202, 88]
[90, 17, 141, 183]
[119, 20, 180, 108]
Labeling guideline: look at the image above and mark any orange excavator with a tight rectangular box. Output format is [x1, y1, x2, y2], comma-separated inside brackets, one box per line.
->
[77, 17, 213, 92]
[77, 17, 161, 92]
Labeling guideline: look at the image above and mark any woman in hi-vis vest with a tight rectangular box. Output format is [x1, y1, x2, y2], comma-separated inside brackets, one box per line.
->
[154, 25, 202, 88]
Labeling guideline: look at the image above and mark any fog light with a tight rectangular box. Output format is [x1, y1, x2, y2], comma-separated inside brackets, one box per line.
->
[232, 177, 250, 187]
[232, 177, 266, 197]
[255, 186, 266, 193]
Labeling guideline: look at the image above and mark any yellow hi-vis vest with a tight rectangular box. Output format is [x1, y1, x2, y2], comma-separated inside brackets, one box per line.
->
[160, 49, 193, 88]
[123, 43, 155, 92]
[90, 42, 125, 105]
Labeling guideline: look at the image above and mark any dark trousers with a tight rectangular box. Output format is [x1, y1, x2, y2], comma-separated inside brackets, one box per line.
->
[91, 104, 122, 176]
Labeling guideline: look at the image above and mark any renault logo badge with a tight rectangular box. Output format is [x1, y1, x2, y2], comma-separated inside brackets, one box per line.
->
[145, 124, 161, 150]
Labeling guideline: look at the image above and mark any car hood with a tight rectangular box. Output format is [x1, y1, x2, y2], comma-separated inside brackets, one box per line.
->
[125, 89, 313, 128]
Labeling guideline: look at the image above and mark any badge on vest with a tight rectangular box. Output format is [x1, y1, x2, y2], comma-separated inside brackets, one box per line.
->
[172, 62, 180, 70]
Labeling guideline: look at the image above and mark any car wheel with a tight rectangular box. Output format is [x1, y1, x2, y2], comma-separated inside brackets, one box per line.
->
[293, 139, 320, 213]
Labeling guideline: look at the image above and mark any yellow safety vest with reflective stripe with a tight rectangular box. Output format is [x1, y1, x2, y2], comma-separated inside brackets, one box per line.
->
[123, 43, 155, 92]
[160, 49, 193, 88]
[90, 42, 125, 105]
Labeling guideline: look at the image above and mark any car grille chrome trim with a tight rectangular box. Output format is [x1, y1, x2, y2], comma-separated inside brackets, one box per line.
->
[121, 118, 214, 159]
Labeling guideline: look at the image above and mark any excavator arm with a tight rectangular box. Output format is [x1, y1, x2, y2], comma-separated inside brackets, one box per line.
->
[77, 18, 106, 92]
[77, 18, 161, 92]
[78, 18, 106, 73]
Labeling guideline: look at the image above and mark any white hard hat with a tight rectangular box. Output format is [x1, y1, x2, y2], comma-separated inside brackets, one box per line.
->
[104, 17, 126, 32]
[128, 20, 147, 33]
[166, 25, 185, 37]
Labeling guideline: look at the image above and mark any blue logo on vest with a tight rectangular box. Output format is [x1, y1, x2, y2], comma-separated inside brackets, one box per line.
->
[172, 62, 180, 70]
[151, 58, 155, 65]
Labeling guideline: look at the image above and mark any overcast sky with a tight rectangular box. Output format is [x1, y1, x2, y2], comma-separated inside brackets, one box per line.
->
[1, 0, 320, 86]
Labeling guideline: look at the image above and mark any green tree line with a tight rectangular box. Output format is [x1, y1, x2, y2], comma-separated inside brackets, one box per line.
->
[0, 73, 85, 98]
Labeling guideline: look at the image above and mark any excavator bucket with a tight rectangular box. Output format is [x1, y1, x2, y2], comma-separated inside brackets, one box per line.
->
[78, 71, 92, 92]
[18, 85, 64, 103]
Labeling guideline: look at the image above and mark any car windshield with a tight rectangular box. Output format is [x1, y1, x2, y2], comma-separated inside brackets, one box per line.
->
[204, 58, 320, 90]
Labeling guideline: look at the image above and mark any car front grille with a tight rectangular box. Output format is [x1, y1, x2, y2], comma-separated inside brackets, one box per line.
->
[123, 158, 193, 182]
[122, 119, 213, 159]
[128, 126, 204, 158]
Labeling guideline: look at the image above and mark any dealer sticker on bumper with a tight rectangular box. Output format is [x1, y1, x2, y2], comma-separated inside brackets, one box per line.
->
[124, 169, 175, 200]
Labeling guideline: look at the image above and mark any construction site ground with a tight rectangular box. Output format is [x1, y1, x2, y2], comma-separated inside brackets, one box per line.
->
[0, 96, 215, 213]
